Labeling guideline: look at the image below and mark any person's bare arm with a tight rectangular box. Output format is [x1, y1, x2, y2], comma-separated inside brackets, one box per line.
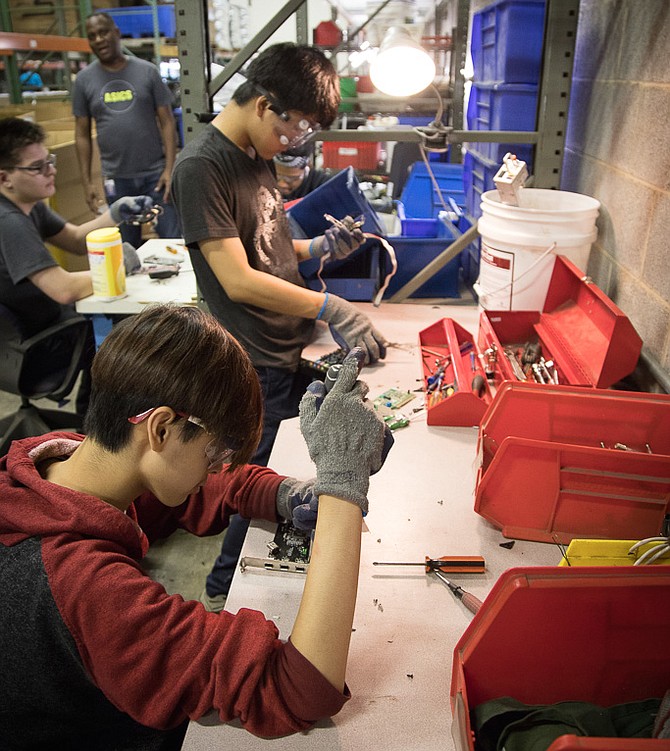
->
[290, 496, 362, 690]
[74, 115, 102, 214]
[47, 209, 119, 255]
[155, 105, 177, 202]
[29, 265, 92, 304]
[200, 236, 326, 318]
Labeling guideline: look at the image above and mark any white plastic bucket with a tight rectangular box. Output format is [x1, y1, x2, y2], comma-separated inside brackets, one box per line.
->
[475, 189, 600, 310]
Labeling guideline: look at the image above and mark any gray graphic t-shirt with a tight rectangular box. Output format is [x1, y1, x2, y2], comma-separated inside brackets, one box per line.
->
[72, 57, 172, 178]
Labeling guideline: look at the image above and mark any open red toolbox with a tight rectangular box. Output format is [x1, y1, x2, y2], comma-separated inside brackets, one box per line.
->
[450, 566, 670, 751]
[418, 256, 643, 427]
[475, 381, 670, 544]
[477, 255, 643, 389]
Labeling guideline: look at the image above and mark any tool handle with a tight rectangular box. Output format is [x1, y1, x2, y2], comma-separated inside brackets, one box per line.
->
[460, 591, 483, 614]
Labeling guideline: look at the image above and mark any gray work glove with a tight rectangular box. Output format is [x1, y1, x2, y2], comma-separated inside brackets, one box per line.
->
[319, 294, 387, 364]
[109, 195, 155, 225]
[299, 352, 390, 514]
[276, 477, 319, 531]
[122, 242, 141, 275]
[309, 215, 365, 260]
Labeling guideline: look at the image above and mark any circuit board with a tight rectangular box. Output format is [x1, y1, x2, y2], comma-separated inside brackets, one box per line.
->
[267, 521, 313, 564]
[299, 347, 348, 380]
[373, 388, 416, 414]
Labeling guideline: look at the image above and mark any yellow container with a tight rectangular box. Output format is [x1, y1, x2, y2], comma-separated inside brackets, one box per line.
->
[86, 227, 127, 301]
[558, 538, 670, 567]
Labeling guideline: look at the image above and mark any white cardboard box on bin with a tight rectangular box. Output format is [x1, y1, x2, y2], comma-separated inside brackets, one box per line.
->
[475, 188, 600, 311]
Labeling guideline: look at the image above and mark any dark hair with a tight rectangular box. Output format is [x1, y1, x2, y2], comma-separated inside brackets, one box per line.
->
[0, 118, 45, 170]
[84, 305, 263, 469]
[233, 43, 339, 127]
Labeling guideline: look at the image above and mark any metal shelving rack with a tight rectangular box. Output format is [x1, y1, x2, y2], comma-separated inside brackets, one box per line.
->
[174, 0, 580, 299]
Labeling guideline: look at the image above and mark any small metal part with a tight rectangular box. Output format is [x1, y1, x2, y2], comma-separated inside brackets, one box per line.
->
[240, 556, 309, 574]
[504, 348, 527, 381]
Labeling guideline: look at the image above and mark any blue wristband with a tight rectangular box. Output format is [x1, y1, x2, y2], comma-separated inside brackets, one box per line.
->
[316, 292, 329, 321]
[309, 238, 318, 258]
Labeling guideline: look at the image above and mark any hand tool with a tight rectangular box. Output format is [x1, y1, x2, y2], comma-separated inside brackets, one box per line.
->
[471, 374, 485, 397]
[373, 555, 486, 574]
[432, 571, 483, 614]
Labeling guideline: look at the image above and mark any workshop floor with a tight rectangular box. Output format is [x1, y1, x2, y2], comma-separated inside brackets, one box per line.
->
[0, 387, 224, 603]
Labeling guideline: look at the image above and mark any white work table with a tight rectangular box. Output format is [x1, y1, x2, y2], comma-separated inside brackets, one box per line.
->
[183, 302, 561, 751]
[75, 239, 196, 315]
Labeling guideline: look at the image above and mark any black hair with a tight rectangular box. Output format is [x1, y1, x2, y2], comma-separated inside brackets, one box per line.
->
[0, 118, 45, 170]
[232, 43, 339, 127]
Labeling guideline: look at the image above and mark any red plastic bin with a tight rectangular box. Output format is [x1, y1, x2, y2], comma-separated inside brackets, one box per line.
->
[321, 141, 383, 170]
[475, 381, 670, 544]
[450, 566, 670, 751]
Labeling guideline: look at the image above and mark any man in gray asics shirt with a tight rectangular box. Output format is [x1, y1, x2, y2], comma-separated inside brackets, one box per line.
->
[73, 12, 180, 247]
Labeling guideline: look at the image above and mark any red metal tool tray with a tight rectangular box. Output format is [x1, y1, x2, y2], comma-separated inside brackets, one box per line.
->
[475, 381, 670, 544]
[477, 255, 643, 389]
[450, 566, 670, 751]
[417, 256, 643, 427]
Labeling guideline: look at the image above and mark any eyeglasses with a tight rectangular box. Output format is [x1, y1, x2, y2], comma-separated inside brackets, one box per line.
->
[14, 153, 57, 176]
[128, 407, 235, 470]
[255, 84, 321, 149]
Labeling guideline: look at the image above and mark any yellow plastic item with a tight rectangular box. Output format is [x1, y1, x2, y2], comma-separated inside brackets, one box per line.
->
[86, 227, 126, 300]
[558, 538, 670, 567]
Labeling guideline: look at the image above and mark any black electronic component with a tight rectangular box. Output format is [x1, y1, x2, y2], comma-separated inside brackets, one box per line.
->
[267, 521, 313, 564]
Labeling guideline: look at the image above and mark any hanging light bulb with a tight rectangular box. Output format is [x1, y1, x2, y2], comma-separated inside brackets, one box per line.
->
[369, 26, 436, 97]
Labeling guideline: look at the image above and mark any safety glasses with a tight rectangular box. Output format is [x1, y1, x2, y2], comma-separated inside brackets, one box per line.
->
[14, 153, 57, 176]
[255, 84, 321, 149]
[128, 408, 235, 470]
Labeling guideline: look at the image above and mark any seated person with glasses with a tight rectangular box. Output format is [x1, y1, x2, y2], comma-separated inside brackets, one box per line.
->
[172, 43, 388, 612]
[0, 303, 391, 748]
[0, 117, 156, 415]
[273, 142, 333, 204]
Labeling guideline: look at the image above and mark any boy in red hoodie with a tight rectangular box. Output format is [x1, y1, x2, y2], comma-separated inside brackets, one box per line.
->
[0, 304, 388, 749]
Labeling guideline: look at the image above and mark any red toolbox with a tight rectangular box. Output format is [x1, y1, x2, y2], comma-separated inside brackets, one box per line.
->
[417, 255, 643, 427]
[475, 381, 670, 544]
[450, 566, 670, 751]
[478, 255, 643, 389]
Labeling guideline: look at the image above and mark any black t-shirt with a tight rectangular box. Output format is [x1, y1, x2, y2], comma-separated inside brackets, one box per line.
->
[0, 196, 67, 337]
[171, 125, 314, 370]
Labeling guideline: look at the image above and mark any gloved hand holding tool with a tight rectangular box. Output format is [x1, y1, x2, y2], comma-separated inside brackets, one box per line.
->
[299, 348, 392, 515]
[275, 477, 319, 531]
[109, 195, 161, 226]
[318, 293, 387, 364]
[308, 214, 365, 260]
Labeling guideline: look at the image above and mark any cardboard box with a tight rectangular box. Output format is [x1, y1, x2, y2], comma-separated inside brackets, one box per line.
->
[475, 381, 670, 544]
[450, 567, 670, 751]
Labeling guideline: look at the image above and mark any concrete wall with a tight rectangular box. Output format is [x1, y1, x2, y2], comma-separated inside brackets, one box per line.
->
[562, 0, 670, 377]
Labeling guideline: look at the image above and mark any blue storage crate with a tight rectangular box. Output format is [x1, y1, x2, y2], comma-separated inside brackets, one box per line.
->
[399, 162, 466, 219]
[301, 243, 381, 302]
[463, 149, 499, 219]
[471, 0, 546, 84]
[383, 219, 461, 299]
[466, 82, 538, 162]
[101, 5, 176, 38]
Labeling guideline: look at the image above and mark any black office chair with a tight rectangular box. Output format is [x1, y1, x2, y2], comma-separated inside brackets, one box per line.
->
[0, 303, 90, 456]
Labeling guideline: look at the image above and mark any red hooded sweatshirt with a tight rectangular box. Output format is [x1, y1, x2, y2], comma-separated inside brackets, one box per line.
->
[0, 433, 348, 750]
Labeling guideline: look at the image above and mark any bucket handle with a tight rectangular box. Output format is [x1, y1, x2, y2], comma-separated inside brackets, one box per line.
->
[475, 242, 557, 302]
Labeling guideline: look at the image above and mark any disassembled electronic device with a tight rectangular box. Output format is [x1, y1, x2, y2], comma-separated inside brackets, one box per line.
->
[299, 347, 348, 381]
[493, 152, 529, 205]
[239, 521, 313, 575]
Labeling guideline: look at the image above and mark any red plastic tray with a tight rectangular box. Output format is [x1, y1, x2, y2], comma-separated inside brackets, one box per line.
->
[475, 381, 670, 544]
[450, 567, 670, 751]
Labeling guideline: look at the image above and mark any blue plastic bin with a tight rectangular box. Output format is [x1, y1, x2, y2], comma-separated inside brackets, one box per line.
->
[301, 243, 381, 302]
[463, 149, 499, 219]
[399, 162, 466, 219]
[100, 5, 176, 38]
[471, 0, 546, 84]
[466, 82, 538, 162]
[384, 219, 461, 299]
